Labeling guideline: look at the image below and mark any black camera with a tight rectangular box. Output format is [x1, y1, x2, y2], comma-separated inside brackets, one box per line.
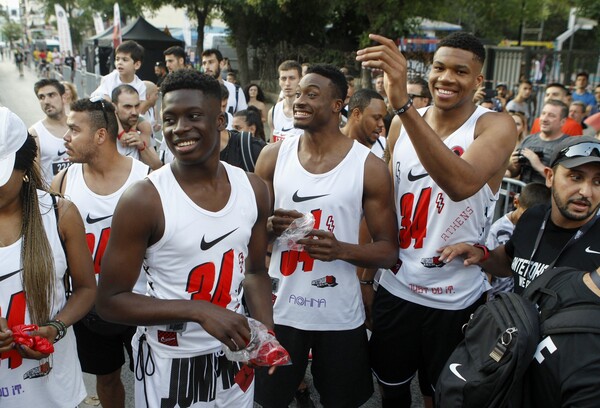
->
[517, 149, 543, 164]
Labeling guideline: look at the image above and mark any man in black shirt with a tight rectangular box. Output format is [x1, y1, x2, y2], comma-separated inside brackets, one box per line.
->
[438, 136, 600, 292]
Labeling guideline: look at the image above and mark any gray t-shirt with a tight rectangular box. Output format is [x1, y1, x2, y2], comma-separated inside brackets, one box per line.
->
[518, 133, 569, 184]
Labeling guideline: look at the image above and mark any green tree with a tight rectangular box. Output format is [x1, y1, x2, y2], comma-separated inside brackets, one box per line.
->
[1, 21, 23, 46]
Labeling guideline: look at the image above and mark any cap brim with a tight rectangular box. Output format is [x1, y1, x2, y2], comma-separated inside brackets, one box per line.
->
[559, 156, 600, 169]
[0, 152, 16, 187]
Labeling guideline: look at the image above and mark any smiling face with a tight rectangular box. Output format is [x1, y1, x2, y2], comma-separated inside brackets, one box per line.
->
[293, 73, 342, 132]
[161, 89, 224, 164]
[429, 47, 483, 111]
[548, 163, 600, 228]
[36, 85, 65, 119]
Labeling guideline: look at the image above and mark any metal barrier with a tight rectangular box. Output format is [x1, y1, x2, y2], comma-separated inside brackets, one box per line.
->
[494, 177, 527, 222]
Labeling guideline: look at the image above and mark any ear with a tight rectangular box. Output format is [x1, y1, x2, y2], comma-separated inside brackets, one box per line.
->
[475, 73, 484, 92]
[249, 124, 256, 135]
[95, 127, 108, 145]
[217, 112, 226, 132]
[134, 60, 142, 71]
[333, 98, 344, 114]
[544, 166, 554, 188]
[512, 194, 520, 208]
[350, 107, 361, 120]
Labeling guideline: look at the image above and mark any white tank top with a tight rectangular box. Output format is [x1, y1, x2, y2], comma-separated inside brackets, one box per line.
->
[142, 162, 257, 358]
[380, 106, 495, 310]
[271, 100, 304, 142]
[63, 158, 150, 294]
[0, 191, 85, 407]
[32, 121, 71, 185]
[116, 132, 140, 161]
[270, 136, 370, 330]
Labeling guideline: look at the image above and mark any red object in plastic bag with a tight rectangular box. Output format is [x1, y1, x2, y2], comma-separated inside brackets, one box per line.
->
[249, 341, 291, 367]
[11, 324, 55, 354]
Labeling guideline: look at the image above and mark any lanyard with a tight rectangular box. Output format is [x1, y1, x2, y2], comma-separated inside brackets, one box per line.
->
[529, 208, 600, 270]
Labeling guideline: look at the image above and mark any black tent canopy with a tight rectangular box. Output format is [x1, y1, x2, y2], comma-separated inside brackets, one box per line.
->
[86, 17, 184, 81]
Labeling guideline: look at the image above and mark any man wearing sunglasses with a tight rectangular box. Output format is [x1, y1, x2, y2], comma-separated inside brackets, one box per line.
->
[439, 136, 600, 294]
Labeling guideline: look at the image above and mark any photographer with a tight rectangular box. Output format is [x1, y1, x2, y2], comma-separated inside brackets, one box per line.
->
[508, 99, 570, 183]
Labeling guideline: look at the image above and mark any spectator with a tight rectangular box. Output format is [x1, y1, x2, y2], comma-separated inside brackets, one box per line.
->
[244, 83, 268, 124]
[571, 72, 596, 115]
[530, 83, 583, 136]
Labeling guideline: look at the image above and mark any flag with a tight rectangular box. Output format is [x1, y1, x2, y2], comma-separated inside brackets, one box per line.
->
[54, 4, 72, 53]
[93, 12, 105, 35]
[113, 3, 122, 49]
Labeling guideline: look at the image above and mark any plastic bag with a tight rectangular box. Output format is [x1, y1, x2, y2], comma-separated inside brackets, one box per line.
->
[277, 212, 315, 251]
[223, 318, 291, 367]
[12, 324, 55, 354]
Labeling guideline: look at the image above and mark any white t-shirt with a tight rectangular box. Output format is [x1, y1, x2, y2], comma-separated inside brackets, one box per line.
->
[91, 69, 146, 101]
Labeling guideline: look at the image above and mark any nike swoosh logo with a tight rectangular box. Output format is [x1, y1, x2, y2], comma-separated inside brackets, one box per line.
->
[292, 190, 330, 203]
[407, 169, 429, 182]
[0, 269, 21, 283]
[86, 214, 113, 224]
[200, 228, 239, 251]
[585, 246, 600, 255]
[449, 363, 466, 382]
[57, 149, 66, 156]
[281, 127, 293, 132]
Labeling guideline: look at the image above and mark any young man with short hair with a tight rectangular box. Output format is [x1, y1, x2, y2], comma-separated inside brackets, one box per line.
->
[97, 69, 274, 407]
[357, 32, 516, 406]
[201, 48, 247, 115]
[29, 78, 71, 184]
[342, 88, 388, 159]
[163, 46, 186, 73]
[267, 60, 304, 142]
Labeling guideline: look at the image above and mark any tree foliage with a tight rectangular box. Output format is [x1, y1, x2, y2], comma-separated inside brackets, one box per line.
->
[2, 21, 23, 45]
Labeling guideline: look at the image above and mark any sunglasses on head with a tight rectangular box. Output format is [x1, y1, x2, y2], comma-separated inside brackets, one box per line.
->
[89, 95, 109, 127]
[554, 142, 600, 165]
[408, 93, 425, 99]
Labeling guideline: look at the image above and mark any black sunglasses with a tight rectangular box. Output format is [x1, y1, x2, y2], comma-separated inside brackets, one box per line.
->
[508, 110, 525, 115]
[89, 95, 109, 128]
[554, 142, 600, 165]
[408, 93, 425, 99]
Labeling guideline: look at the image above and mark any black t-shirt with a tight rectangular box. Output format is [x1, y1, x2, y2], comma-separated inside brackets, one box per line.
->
[64, 56, 75, 69]
[523, 271, 600, 408]
[219, 130, 266, 172]
[505, 204, 600, 293]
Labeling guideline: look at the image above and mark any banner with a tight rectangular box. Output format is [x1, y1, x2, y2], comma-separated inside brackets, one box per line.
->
[93, 12, 105, 35]
[113, 3, 122, 49]
[54, 4, 72, 53]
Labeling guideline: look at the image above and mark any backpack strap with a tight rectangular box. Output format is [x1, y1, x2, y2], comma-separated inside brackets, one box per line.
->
[542, 305, 600, 335]
[240, 131, 256, 172]
[50, 193, 72, 299]
[523, 266, 577, 302]
[56, 166, 69, 195]
[235, 84, 241, 112]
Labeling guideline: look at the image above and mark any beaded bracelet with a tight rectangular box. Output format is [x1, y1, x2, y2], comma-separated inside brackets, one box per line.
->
[42, 319, 67, 343]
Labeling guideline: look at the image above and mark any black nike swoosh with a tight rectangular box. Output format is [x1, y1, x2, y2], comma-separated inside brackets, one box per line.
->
[57, 149, 66, 156]
[281, 127, 293, 132]
[86, 214, 113, 224]
[201, 228, 239, 251]
[407, 169, 429, 182]
[0, 269, 21, 283]
[292, 190, 330, 203]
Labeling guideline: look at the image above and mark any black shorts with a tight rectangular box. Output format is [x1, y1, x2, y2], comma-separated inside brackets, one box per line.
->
[369, 286, 484, 397]
[73, 321, 135, 375]
[255, 324, 373, 408]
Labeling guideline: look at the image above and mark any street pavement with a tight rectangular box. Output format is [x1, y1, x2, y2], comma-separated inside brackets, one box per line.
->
[0, 58, 424, 408]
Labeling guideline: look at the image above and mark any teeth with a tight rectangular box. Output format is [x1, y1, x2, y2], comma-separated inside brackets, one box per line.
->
[438, 89, 453, 95]
[177, 140, 196, 147]
[295, 112, 309, 117]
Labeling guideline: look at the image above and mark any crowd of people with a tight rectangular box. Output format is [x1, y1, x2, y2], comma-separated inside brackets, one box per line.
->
[2, 32, 600, 408]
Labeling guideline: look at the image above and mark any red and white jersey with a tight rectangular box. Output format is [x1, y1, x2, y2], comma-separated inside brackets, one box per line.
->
[271, 101, 303, 142]
[142, 162, 257, 358]
[63, 158, 149, 294]
[0, 191, 85, 407]
[380, 106, 494, 310]
[270, 136, 370, 330]
[32, 121, 71, 185]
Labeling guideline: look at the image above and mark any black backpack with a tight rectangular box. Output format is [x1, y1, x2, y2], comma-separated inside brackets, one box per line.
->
[436, 267, 600, 408]
[435, 292, 540, 408]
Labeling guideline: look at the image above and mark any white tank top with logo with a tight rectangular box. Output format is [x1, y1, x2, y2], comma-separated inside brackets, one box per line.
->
[270, 136, 370, 330]
[142, 162, 257, 358]
[32, 121, 71, 185]
[271, 100, 304, 142]
[380, 106, 495, 310]
[63, 158, 149, 294]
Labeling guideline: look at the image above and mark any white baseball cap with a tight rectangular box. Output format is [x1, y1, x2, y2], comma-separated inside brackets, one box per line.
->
[0, 107, 28, 187]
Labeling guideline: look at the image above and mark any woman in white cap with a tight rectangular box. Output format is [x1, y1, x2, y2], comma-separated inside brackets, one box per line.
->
[0, 107, 96, 407]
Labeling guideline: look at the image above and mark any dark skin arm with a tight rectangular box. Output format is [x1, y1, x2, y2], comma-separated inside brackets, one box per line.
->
[96, 179, 252, 354]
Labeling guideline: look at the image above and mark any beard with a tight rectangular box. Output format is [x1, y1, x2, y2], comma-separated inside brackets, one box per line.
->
[553, 188, 599, 222]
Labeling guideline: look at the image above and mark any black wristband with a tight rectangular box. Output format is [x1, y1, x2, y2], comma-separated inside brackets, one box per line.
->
[359, 279, 375, 285]
[392, 98, 413, 116]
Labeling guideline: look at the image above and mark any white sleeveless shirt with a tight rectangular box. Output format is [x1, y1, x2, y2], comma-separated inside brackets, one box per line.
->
[271, 100, 303, 142]
[380, 106, 495, 310]
[141, 162, 257, 358]
[63, 158, 150, 294]
[270, 136, 370, 330]
[0, 191, 85, 407]
[32, 121, 71, 185]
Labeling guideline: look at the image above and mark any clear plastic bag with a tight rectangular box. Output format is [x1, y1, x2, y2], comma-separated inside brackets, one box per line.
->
[223, 318, 291, 366]
[277, 212, 315, 251]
